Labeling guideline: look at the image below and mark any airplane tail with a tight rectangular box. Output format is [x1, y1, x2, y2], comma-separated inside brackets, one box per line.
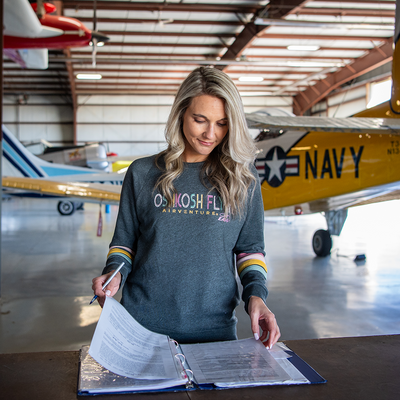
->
[354, 1, 400, 118]
[2, 125, 99, 178]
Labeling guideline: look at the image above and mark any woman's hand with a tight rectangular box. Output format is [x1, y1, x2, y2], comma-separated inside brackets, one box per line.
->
[91, 271, 122, 307]
[248, 296, 281, 349]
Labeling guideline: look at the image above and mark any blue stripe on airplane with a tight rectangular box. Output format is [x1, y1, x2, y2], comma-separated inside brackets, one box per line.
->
[3, 152, 30, 177]
[3, 140, 42, 177]
[3, 130, 44, 177]
[41, 166, 99, 176]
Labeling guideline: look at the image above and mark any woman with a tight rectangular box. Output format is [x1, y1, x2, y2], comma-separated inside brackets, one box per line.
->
[92, 67, 280, 348]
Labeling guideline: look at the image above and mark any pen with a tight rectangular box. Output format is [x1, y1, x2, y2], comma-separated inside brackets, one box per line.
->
[89, 262, 125, 305]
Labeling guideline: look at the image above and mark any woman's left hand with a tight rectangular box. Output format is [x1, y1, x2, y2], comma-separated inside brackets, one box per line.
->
[248, 296, 281, 349]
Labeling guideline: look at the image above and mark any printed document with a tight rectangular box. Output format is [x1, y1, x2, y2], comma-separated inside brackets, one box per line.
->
[89, 296, 182, 381]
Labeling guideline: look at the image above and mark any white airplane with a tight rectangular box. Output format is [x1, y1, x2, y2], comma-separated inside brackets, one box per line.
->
[2, 125, 124, 215]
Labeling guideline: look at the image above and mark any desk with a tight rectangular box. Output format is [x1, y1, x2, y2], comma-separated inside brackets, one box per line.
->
[1, 335, 399, 400]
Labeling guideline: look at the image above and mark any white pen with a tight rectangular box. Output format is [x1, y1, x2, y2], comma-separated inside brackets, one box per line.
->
[89, 261, 125, 305]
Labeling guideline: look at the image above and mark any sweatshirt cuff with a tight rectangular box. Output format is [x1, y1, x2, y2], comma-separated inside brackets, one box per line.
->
[102, 258, 131, 288]
[241, 270, 268, 313]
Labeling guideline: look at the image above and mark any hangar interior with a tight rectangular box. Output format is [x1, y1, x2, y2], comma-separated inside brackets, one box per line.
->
[1, 0, 400, 355]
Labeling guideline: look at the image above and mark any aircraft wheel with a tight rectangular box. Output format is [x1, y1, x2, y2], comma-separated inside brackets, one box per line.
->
[57, 201, 75, 216]
[312, 229, 332, 257]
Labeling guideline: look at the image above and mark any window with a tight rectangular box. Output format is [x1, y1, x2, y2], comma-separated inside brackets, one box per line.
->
[367, 78, 392, 108]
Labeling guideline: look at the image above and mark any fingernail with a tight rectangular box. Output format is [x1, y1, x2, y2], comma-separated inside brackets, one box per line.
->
[106, 290, 111, 296]
[254, 333, 260, 341]
[266, 345, 270, 350]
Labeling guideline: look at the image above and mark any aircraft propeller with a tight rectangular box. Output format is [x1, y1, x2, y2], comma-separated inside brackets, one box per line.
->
[90, 0, 111, 67]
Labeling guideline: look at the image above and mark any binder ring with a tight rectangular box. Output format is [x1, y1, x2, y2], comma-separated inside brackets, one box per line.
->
[174, 353, 186, 364]
[185, 369, 194, 388]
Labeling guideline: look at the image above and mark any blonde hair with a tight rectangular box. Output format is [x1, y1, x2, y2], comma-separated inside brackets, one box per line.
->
[155, 67, 257, 217]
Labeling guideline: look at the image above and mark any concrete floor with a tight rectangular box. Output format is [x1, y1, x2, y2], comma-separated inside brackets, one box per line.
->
[1, 197, 400, 354]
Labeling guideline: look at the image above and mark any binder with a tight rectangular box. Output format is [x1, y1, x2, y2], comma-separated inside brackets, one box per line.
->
[78, 296, 326, 395]
[78, 340, 326, 395]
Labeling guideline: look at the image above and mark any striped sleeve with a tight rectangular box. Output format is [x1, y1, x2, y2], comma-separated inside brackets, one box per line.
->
[103, 245, 135, 287]
[107, 245, 134, 267]
[236, 252, 268, 280]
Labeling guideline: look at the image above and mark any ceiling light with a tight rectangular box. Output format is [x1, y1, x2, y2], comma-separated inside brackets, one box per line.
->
[239, 76, 264, 82]
[89, 41, 105, 47]
[76, 74, 102, 80]
[287, 45, 320, 51]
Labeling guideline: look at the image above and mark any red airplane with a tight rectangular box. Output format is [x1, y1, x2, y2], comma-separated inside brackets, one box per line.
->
[4, 0, 108, 69]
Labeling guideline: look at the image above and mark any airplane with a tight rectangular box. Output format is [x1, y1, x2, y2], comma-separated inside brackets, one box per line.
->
[4, 0, 108, 69]
[246, 0, 400, 257]
[2, 125, 124, 215]
[36, 141, 111, 171]
[3, 0, 400, 256]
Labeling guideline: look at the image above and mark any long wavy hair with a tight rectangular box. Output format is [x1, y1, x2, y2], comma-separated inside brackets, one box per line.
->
[155, 67, 257, 217]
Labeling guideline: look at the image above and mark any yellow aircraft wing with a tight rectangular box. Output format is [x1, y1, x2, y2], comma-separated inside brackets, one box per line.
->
[246, 114, 400, 134]
[2, 176, 121, 204]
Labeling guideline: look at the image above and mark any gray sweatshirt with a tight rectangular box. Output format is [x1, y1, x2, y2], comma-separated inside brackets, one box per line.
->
[103, 155, 268, 344]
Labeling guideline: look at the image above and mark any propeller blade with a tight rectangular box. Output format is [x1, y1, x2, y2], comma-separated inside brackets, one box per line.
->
[93, 0, 97, 32]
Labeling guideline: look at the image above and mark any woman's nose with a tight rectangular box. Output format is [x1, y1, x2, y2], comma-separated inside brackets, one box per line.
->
[203, 123, 215, 138]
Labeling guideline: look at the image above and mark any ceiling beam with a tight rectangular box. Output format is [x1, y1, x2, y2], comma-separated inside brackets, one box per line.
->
[296, 8, 395, 17]
[4, 74, 69, 78]
[3, 90, 72, 94]
[250, 45, 376, 52]
[62, 1, 264, 14]
[314, 0, 395, 4]
[100, 31, 236, 38]
[257, 33, 391, 41]
[102, 42, 225, 49]
[73, 81, 292, 88]
[70, 51, 220, 58]
[76, 17, 243, 26]
[72, 67, 310, 76]
[71, 50, 360, 62]
[292, 40, 393, 115]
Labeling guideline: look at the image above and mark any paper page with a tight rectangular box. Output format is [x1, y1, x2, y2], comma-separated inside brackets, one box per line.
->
[89, 296, 184, 381]
[79, 346, 187, 394]
[181, 338, 292, 387]
[270, 343, 310, 384]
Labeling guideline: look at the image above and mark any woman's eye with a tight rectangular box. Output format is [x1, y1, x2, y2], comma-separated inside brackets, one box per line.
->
[194, 119, 204, 124]
[218, 122, 227, 127]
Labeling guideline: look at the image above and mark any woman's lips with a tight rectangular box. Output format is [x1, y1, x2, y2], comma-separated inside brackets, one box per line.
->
[198, 140, 213, 146]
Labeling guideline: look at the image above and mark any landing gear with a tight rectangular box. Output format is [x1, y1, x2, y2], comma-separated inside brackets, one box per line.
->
[57, 200, 75, 216]
[312, 209, 348, 257]
[312, 229, 332, 257]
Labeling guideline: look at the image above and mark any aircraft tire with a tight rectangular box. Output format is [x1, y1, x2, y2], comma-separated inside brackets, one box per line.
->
[57, 200, 75, 216]
[312, 229, 332, 257]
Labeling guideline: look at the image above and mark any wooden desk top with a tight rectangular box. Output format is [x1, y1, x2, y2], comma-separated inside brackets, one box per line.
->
[1, 335, 399, 400]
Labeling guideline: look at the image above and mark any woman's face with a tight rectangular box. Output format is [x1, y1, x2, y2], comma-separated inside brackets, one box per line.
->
[181, 95, 229, 163]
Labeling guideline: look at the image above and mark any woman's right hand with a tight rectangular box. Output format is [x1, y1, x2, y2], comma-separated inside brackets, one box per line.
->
[91, 271, 122, 307]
